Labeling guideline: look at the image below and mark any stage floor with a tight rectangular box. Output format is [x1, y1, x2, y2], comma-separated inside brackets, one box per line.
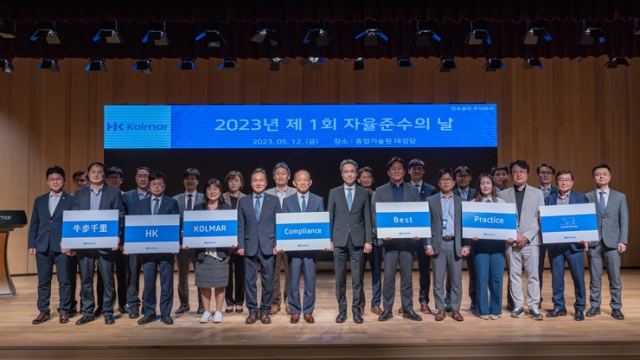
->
[1, 269, 639, 359]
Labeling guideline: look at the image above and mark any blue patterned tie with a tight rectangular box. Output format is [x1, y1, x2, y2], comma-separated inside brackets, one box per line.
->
[301, 195, 307, 212]
[347, 188, 353, 211]
[599, 191, 606, 213]
[255, 195, 262, 220]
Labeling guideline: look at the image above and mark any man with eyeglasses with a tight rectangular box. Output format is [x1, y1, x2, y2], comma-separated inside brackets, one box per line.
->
[499, 160, 545, 321]
[452, 166, 476, 312]
[536, 163, 558, 310]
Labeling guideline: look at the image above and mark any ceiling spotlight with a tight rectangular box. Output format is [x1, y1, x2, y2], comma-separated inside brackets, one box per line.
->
[438, 58, 457, 72]
[93, 21, 123, 44]
[465, 26, 491, 45]
[0, 59, 13, 73]
[30, 23, 61, 44]
[300, 57, 326, 70]
[0, 21, 16, 39]
[484, 58, 504, 72]
[86, 59, 107, 72]
[195, 30, 226, 48]
[303, 28, 330, 47]
[580, 28, 605, 45]
[355, 28, 388, 47]
[354, 58, 364, 71]
[522, 28, 552, 45]
[218, 59, 239, 70]
[523, 58, 543, 69]
[604, 57, 630, 69]
[268, 57, 292, 72]
[410, 30, 441, 47]
[142, 22, 170, 46]
[132, 59, 152, 74]
[397, 58, 415, 70]
[38, 59, 60, 72]
[251, 28, 278, 46]
[177, 59, 197, 71]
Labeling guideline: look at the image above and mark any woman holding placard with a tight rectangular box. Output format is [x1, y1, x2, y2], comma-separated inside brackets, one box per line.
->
[469, 173, 511, 320]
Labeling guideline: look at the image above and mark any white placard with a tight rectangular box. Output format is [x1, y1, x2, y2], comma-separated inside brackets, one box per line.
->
[276, 212, 331, 251]
[540, 203, 599, 244]
[182, 210, 238, 248]
[375, 202, 431, 239]
[462, 201, 518, 240]
[124, 214, 180, 253]
[62, 210, 119, 249]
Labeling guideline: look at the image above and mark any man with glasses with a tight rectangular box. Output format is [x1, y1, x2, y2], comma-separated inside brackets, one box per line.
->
[536, 163, 558, 310]
[453, 166, 476, 312]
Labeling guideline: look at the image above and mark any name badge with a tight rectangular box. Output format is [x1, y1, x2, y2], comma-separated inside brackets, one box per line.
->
[442, 219, 448, 228]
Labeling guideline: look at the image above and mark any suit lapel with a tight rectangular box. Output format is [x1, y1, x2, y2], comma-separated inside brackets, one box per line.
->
[294, 195, 303, 212]
[51, 192, 69, 218]
[99, 186, 109, 210]
[158, 196, 170, 214]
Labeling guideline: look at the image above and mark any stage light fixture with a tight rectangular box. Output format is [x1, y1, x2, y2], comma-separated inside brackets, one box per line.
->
[484, 58, 504, 72]
[303, 28, 330, 47]
[604, 57, 630, 69]
[38, 59, 60, 72]
[580, 28, 605, 45]
[354, 58, 364, 71]
[300, 57, 326, 71]
[218, 59, 239, 70]
[86, 59, 107, 72]
[522, 28, 552, 45]
[176, 59, 197, 71]
[195, 30, 226, 48]
[355, 28, 388, 47]
[93, 21, 123, 44]
[397, 58, 415, 70]
[142, 22, 170, 46]
[438, 58, 457, 72]
[465, 26, 491, 45]
[0, 21, 16, 39]
[30, 23, 61, 44]
[0, 59, 13, 73]
[268, 57, 292, 72]
[523, 58, 543, 69]
[251, 28, 278, 46]
[132, 59, 152, 74]
[411, 22, 441, 47]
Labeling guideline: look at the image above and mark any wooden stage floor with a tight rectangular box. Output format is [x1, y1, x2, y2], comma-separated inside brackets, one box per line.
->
[1, 269, 639, 359]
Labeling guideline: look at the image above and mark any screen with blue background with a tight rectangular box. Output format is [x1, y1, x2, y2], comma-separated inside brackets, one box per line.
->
[104, 104, 497, 149]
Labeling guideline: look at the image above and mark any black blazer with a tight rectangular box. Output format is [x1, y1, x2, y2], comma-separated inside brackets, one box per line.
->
[195, 201, 233, 258]
[237, 193, 282, 257]
[74, 184, 124, 240]
[28, 191, 79, 252]
[132, 195, 180, 245]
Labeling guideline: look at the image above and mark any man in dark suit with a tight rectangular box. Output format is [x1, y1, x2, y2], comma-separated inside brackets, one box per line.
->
[28, 166, 79, 324]
[327, 159, 373, 324]
[136, 171, 181, 325]
[452, 165, 477, 312]
[586, 164, 629, 320]
[537, 162, 558, 309]
[237, 168, 282, 325]
[543, 170, 589, 321]
[374, 157, 422, 322]
[173, 168, 206, 315]
[72, 162, 123, 326]
[407, 158, 437, 315]
[426, 168, 470, 321]
[69, 170, 89, 315]
[103, 166, 127, 316]
[281, 169, 325, 324]
[121, 166, 151, 319]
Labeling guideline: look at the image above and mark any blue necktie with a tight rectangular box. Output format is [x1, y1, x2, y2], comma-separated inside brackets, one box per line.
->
[255, 195, 262, 220]
[347, 188, 353, 211]
[599, 191, 606, 213]
[301, 195, 307, 212]
[153, 198, 160, 215]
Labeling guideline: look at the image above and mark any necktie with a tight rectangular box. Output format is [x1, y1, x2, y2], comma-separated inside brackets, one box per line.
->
[599, 191, 606, 213]
[301, 195, 307, 212]
[153, 198, 160, 215]
[414, 184, 420, 188]
[255, 195, 262, 220]
[187, 194, 193, 211]
[347, 188, 353, 211]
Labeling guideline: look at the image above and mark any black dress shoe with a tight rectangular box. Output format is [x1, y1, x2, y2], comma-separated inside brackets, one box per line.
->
[197, 304, 205, 315]
[175, 305, 190, 315]
[129, 306, 140, 319]
[378, 311, 393, 322]
[118, 306, 130, 314]
[546, 309, 567, 318]
[574, 310, 585, 321]
[402, 310, 423, 321]
[68, 308, 78, 317]
[353, 311, 364, 324]
[611, 309, 625, 320]
[104, 314, 115, 325]
[586, 307, 601, 317]
[138, 314, 156, 325]
[75, 315, 95, 325]
[335, 313, 347, 323]
[94, 308, 103, 317]
[161, 315, 174, 325]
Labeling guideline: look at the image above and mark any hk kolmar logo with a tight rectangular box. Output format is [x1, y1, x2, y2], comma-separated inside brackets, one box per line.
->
[106, 122, 169, 131]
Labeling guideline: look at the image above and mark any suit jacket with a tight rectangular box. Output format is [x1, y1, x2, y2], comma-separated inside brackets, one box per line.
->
[265, 186, 297, 205]
[74, 184, 124, 241]
[498, 184, 544, 245]
[453, 187, 476, 201]
[237, 193, 281, 257]
[586, 188, 629, 248]
[195, 202, 233, 258]
[222, 191, 246, 209]
[544, 190, 590, 252]
[137, 195, 180, 216]
[122, 188, 149, 215]
[372, 182, 420, 248]
[28, 191, 79, 252]
[426, 193, 468, 256]
[173, 192, 205, 215]
[540, 186, 559, 198]
[281, 192, 325, 213]
[416, 182, 437, 201]
[327, 185, 373, 247]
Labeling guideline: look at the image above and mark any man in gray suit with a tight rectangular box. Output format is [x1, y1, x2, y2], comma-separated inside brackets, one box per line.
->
[373, 157, 422, 322]
[327, 159, 373, 324]
[426, 168, 470, 321]
[498, 160, 545, 320]
[281, 169, 325, 324]
[585, 164, 629, 320]
[237, 168, 282, 325]
[265, 162, 297, 315]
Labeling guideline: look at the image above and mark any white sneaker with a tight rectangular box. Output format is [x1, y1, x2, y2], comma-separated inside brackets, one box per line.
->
[213, 311, 223, 323]
[200, 311, 212, 323]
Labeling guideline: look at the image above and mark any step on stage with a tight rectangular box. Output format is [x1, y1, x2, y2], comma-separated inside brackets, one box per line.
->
[1, 270, 639, 359]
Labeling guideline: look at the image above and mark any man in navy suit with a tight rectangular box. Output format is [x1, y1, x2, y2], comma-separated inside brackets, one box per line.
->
[537, 163, 559, 309]
[281, 170, 325, 324]
[237, 168, 282, 325]
[72, 162, 123, 326]
[135, 171, 181, 325]
[28, 166, 79, 324]
[543, 170, 589, 321]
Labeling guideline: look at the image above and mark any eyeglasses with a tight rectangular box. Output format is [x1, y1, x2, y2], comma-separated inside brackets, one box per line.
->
[557, 178, 573, 183]
[456, 174, 470, 178]
[539, 171, 554, 176]
[439, 178, 455, 183]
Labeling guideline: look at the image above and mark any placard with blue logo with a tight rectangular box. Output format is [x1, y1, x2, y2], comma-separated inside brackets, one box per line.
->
[62, 210, 120, 249]
[375, 202, 431, 239]
[539, 203, 599, 244]
[276, 212, 331, 251]
[182, 210, 238, 248]
[124, 215, 180, 253]
[462, 202, 517, 240]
